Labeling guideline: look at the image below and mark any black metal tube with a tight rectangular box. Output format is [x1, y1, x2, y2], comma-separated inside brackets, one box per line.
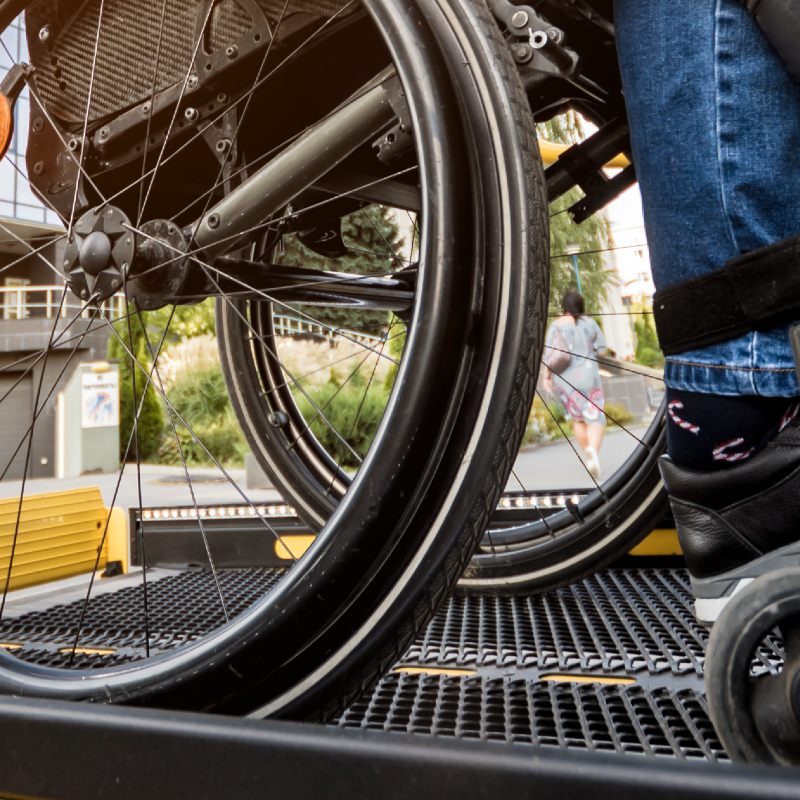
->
[184, 258, 415, 311]
[188, 78, 397, 259]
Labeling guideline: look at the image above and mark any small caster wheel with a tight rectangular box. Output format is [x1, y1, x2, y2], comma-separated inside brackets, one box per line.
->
[705, 567, 800, 765]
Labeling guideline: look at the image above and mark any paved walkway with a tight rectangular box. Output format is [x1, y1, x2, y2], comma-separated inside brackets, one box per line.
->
[0, 425, 650, 510]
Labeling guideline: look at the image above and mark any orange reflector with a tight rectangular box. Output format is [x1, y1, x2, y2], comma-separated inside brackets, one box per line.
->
[0, 93, 12, 161]
[59, 646, 116, 657]
[0, 642, 22, 651]
[540, 673, 636, 686]
[393, 665, 477, 678]
[274, 535, 315, 560]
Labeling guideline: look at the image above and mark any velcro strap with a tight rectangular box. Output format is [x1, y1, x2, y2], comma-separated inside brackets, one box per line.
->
[653, 233, 800, 356]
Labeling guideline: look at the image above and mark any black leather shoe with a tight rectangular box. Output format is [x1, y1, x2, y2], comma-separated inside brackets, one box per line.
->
[659, 421, 800, 624]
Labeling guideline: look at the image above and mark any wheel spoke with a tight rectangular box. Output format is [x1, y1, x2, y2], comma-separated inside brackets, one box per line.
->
[66, 0, 106, 240]
[0, 289, 69, 617]
[136, 308, 230, 623]
[100, 316, 298, 558]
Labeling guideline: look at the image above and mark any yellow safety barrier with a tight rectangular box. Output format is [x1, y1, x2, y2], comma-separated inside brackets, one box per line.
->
[538, 138, 630, 169]
[629, 528, 682, 557]
[0, 487, 127, 592]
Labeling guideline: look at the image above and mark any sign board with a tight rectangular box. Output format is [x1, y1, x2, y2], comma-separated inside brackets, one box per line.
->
[81, 370, 119, 429]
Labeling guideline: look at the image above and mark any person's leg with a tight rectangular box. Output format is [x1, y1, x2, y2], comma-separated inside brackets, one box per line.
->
[572, 420, 588, 451]
[587, 422, 605, 455]
[616, 0, 800, 622]
[616, 0, 800, 399]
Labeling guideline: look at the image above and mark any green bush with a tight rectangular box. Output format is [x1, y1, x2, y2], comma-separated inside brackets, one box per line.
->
[603, 401, 635, 428]
[293, 369, 389, 469]
[108, 315, 164, 462]
[523, 395, 573, 446]
[157, 367, 248, 467]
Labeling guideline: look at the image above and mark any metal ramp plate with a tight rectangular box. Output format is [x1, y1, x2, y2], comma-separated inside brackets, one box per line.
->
[0, 566, 783, 760]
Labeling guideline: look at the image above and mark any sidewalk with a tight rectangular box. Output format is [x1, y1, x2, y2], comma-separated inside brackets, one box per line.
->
[0, 424, 650, 511]
[0, 463, 283, 510]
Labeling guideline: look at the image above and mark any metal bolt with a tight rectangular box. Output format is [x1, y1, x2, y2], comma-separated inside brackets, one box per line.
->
[68, 137, 79, 151]
[187, 74, 199, 89]
[547, 27, 564, 44]
[530, 29, 548, 49]
[207, 213, 220, 229]
[225, 44, 238, 59]
[216, 93, 229, 104]
[268, 411, 288, 428]
[510, 10, 529, 28]
[184, 107, 199, 122]
[125, 238, 132, 246]
[38, 25, 50, 42]
[513, 44, 532, 63]
[33, 161, 45, 175]
[111, 279, 120, 289]
[32, 117, 44, 133]
[142, 102, 151, 116]
[80, 290, 88, 299]
[98, 126, 110, 140]
[215, 138, 231, 154]
[63, 259, 71, 268]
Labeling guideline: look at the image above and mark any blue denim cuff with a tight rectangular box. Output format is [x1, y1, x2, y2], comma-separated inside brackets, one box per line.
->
[664, 327, 800, 396]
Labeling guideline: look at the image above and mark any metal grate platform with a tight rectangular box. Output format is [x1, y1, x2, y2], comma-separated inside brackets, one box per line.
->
[338, 673, 726, 761]
[336, 568, 784, 761]
[0, 568, 284, 666]
[0, 566, 782, 761]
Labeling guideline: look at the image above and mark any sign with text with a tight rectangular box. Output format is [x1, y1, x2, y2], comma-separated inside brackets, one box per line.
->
[81, 370, 119, 429]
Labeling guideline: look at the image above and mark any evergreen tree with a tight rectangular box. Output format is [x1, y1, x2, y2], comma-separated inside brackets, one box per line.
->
[108, 308, 165, 462]
[540, 112, 617, 317]
[278, 204, 405, 335]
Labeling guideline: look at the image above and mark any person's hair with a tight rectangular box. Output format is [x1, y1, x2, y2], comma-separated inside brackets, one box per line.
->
[561, 290, 585, 320]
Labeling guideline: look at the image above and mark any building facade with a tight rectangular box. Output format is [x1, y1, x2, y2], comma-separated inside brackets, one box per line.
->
[1, 19, 112, 480]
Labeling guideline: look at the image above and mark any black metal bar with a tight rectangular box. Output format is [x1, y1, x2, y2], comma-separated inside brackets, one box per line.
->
[188, 75, 398, 259]
[1, 697, 798, 800]
[129, 507, 309, 568]
[180, 258, 416, 311]
[545, 117, 630, 202]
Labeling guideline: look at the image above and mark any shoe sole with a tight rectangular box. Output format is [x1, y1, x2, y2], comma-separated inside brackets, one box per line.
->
[691, 538, 800, 624]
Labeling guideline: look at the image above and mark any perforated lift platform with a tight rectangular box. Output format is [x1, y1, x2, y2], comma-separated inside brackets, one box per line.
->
[3, 562, 800, 799]
[2, 564, 783, 763]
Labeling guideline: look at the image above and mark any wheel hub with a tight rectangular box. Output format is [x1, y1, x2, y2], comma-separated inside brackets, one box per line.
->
[63, 205, 135, 302]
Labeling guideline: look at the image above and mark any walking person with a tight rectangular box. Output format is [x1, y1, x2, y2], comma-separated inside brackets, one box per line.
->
[542, 291, 608, 479]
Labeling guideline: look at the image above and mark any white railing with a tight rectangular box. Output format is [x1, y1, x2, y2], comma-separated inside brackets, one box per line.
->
[0, 285, 126, 322]
[272, 313, 384, 345]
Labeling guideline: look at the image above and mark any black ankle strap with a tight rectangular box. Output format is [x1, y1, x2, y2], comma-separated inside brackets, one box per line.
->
[653, 234, 800, 356]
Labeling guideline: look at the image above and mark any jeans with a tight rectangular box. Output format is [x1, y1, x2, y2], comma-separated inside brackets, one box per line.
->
[615, 0, 800, 396]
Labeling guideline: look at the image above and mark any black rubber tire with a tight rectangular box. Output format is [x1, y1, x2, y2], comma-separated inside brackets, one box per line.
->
[705, 567, 800, 765]
[0, 0, 547, 718]
[459, 403, 668, 593]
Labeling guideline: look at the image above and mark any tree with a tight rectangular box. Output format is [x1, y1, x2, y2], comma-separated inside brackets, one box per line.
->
[633, 309, 665, 368]
[107, 309, 165, 462]
[540, 112, 617, 317]
[278, 204, 405, 335]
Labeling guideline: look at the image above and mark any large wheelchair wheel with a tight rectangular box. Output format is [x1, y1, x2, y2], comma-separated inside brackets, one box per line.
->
[0, 0, 546, 716]
[461, 401, 666, 592]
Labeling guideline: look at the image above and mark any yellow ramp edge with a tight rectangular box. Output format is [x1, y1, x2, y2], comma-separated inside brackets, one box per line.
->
[538, 138, 630, 169]
[629, 528, 682, 557]
[0, 487, 108, 592]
